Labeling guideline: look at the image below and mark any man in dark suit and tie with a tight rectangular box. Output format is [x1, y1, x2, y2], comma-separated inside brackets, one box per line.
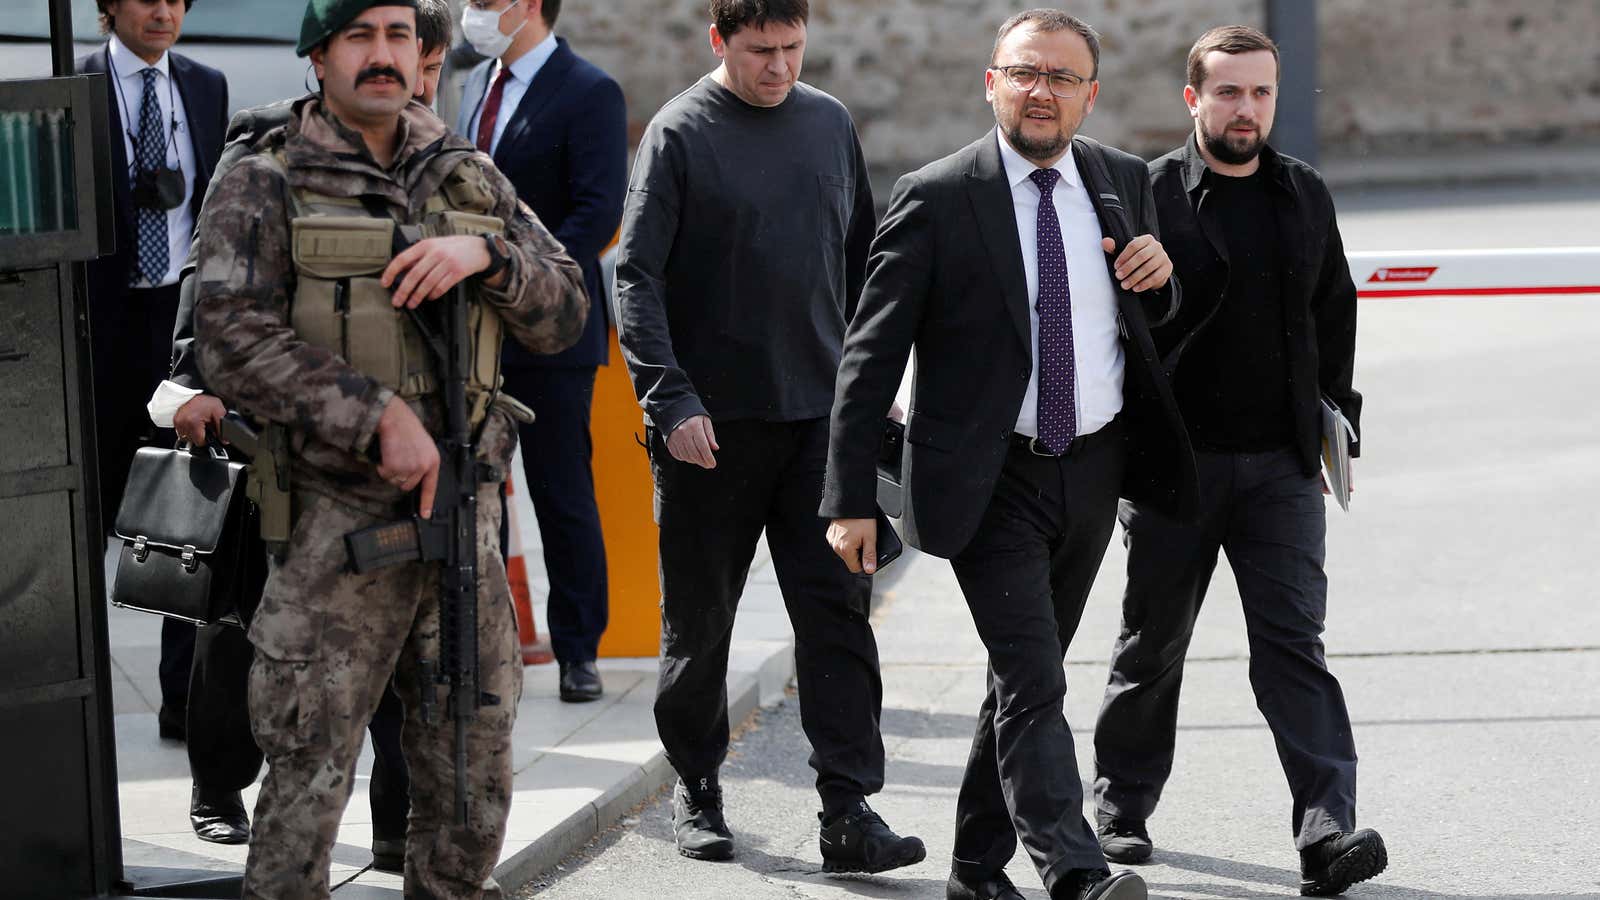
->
[455, 0, 627, 703]
[77, 0, 226, 743]
[823, 10, 1197, 900]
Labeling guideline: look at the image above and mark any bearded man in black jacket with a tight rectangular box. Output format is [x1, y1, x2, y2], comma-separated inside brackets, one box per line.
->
[1089, 26, 1386, 899]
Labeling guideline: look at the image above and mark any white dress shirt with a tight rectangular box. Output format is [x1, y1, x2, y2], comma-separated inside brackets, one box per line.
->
[995, 128, 1124, 438]
[467, 31, 560, 156]
[108, 33, 197, 289]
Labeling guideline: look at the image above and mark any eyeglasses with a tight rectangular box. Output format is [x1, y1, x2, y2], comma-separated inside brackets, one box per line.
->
[989, 65, 1088, 99]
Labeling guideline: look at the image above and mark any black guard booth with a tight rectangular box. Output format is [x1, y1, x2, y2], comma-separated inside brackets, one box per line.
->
[0, 70, 123, 894]
[0, 64, 243, 900]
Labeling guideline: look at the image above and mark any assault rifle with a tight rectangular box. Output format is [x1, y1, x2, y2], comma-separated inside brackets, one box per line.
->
[343, 284, 487, 827]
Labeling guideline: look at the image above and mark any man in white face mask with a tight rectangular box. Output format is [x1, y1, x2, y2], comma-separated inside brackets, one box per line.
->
[456, 0, 628, 706]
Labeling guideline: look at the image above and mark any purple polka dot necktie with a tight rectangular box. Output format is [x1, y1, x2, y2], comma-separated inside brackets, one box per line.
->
[1029, 167, 1076, 454]
[134, 67, 169, 286]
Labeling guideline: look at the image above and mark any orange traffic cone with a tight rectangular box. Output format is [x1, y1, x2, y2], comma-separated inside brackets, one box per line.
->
[504, 478, 554, 665]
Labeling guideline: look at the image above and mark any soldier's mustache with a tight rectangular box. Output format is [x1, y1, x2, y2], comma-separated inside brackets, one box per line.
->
[355, 66, 408, 89]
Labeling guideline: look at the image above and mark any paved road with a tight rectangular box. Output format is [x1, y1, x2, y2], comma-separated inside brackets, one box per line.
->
[519, 184, 1600, 899]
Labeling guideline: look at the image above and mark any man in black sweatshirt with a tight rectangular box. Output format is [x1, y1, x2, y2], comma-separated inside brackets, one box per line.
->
[1090, 26, 1385, 898]
[615, 0, 922, 874]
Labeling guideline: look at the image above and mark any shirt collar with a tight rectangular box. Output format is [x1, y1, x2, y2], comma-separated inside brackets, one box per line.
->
[499, 31, 559, 86]
[995, 126, 1080, 193]
[108, 33, 170, 81]
[1180, 131, 1293, 195]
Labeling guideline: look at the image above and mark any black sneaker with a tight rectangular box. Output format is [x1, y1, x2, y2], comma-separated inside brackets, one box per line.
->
[672, 779, 734, 861]
[1096, 817, 1152, 864]
[1300, 829, 1387, 896]
[1057, 869, 1148, 900]
[946, 867, 1025, 900]
[818, 801, 926, 873]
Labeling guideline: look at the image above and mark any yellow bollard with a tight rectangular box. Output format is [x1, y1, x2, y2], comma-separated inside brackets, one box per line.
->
[593, 325, 662, 657]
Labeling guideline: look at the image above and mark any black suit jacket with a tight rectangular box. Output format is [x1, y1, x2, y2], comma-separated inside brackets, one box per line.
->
[458, 38, 627, 369]
[1149, 137, 1361, 475]
[822, 132, 1198, 559]
[76, 46, 227, 307]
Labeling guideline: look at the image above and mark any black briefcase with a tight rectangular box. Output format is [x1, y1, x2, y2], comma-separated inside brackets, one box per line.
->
[110, 443, 258, 626]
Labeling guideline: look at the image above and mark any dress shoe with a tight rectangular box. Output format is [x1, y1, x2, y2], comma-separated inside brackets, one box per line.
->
[370, 837, 405, 873]
[946, 868, 1025, 900]
[672, 778, 734, 861]
[1097, 817, 1152, 864]
[1057, 869, 1147, 900]
[1300, 829, 1387, 896]
[558, 660, 604, 703]
[158, 704, 187, 742]
[189, 785, 248, 845]
[818, 800, 926, 873]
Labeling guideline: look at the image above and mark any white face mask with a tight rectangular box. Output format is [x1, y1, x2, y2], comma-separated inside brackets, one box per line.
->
[461, 0, 526, 59]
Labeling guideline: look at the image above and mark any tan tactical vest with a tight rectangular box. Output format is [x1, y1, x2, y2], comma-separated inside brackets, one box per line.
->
[267, 149, 508, 428]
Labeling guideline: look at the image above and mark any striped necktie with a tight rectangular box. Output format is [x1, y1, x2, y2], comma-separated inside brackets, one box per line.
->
[134, 67, 169, 285]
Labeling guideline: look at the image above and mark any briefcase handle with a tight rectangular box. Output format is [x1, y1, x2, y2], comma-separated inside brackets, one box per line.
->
[175, 438, 231, 462]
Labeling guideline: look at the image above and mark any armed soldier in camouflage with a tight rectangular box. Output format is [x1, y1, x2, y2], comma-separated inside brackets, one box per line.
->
[191, 0, 586, 896]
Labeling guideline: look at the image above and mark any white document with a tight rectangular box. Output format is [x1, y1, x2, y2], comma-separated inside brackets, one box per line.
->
[1320, 397, 1357, 512]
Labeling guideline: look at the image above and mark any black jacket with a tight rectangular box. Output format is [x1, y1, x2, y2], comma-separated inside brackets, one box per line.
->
[458, 38, 627, 369]
[821, 132, 1198, 559]
[1149, 137, 1361, 474]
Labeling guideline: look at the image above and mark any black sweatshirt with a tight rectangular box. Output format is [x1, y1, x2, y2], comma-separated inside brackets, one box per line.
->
[615, 77, 876, 434]
[1174, 168, 1295, 452]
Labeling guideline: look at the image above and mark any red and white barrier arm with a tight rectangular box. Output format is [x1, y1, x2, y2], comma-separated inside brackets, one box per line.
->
[1348, 248, 1600, 299]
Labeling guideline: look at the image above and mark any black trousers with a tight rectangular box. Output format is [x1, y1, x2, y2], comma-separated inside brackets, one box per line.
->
[186, 620, 410, 838]
[648, 417, 884, 814]
[1093, 447, 1357, 849]
[160, 620, 196, 713]
[503, 366, 609, 664]
[90, 282, 180, 533]
[90, 282, 187, 710]
[950, 423, 1126, 894]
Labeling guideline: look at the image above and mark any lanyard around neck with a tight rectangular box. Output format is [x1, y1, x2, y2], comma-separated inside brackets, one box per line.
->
[107, 49, 181, 170]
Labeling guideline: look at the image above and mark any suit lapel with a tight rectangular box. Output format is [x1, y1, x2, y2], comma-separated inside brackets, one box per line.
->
[963, 134, 1031, 355]
[91, 47, 136, 237]
[493, 40, 577, 168]
[168, 54, 219, 219]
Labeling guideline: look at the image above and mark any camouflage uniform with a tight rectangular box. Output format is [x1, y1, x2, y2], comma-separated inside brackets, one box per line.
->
[193, 96, 586, 899]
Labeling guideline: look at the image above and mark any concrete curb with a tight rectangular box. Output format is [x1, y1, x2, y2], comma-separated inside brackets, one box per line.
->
[489, 547, 916, 893]
[491, 656, 790, 892]
[489, 541, 799, 894]
[492, 749, 675, 890]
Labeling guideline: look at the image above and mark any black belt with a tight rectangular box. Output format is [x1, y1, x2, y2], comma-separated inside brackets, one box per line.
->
[1008, 417, 1124, 459]
[126, 282, 181, 299]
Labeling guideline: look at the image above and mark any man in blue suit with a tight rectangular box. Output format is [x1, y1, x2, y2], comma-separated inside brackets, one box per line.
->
[77, 0, 226, 745]
[456, 0, 627, 702]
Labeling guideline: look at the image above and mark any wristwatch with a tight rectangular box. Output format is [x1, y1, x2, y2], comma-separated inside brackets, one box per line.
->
[481, 233, 511, 281]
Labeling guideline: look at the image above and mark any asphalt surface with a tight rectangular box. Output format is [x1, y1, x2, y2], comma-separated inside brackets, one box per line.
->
[517, 182, 1600, 899]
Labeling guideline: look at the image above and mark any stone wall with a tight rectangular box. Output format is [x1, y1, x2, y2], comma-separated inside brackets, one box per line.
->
[1320, 0, 1600, 153]
[542, 0, 1600, 176]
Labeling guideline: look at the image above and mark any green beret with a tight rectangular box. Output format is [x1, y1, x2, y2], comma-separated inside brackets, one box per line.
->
[297, 0, 419, 57]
